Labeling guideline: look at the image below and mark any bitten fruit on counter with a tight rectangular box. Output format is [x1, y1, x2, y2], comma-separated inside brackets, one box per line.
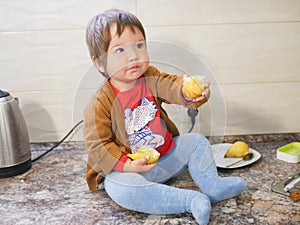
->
[224, 141, 249, 158]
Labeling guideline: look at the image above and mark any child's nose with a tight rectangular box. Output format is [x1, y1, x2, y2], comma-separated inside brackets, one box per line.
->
[127, 48, 139, 61]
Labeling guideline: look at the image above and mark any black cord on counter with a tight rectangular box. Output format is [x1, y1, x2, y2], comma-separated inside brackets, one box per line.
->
[31, 120, 84, 163]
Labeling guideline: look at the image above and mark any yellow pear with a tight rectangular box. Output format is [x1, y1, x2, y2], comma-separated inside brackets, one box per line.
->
[224, 141, 249, 158]
[182, 75, 207, 99]
[127, 146, 160, 164]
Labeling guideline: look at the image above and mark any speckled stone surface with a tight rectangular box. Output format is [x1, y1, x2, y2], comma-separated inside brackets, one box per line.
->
[0, 135, 299, 225]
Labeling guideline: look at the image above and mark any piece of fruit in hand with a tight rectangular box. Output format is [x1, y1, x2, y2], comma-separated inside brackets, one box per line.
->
[224, 141, 249, 158]
[182, 75, 207, 99]
[127, 146, 160, 164]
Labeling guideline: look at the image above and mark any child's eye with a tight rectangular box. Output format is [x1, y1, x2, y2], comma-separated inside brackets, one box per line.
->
[136, 41, 145, 49]
[115, 47, 124, 53]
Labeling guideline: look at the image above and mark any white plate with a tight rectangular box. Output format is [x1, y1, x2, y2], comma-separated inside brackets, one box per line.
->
[211, 143, 261, 169]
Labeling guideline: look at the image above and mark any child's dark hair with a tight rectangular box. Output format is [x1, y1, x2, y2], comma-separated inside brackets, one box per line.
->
[85, 9, 146, 77]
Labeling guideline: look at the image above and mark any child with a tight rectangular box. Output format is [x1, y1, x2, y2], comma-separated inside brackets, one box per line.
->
[84, 9, 246, 225]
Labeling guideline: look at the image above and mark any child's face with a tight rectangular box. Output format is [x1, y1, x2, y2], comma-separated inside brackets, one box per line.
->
[105, 23, 149, 90]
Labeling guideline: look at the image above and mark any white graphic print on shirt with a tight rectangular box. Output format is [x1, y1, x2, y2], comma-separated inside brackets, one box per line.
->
[124, 97, 164, 153]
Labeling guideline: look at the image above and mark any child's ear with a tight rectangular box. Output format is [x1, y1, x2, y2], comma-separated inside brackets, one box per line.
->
[92, 56, 105, 74]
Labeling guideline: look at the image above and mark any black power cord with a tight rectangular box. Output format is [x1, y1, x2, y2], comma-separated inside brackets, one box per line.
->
[31, 120, 84, 162]
[187, 108, 198, 133]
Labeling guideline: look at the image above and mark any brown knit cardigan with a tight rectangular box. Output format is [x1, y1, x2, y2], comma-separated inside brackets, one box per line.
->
[83, 66, 206, 191]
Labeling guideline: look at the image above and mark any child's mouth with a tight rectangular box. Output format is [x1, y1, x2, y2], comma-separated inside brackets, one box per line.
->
[127, 64, 140, 71]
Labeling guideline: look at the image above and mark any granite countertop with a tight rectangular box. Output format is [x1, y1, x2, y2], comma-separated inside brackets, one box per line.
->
[0, 135, 299, 225]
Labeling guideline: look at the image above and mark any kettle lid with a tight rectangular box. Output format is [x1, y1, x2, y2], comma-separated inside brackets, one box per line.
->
[0, 89, 10, 98]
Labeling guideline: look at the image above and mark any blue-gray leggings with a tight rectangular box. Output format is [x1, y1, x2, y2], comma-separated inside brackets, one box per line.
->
[104, 133, 246, 224]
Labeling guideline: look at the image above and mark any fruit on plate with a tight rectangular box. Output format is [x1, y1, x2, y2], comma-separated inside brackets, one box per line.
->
[182, 75, 207, 99]
[127, 146, 160, 164]
[224, 141, 249, 158]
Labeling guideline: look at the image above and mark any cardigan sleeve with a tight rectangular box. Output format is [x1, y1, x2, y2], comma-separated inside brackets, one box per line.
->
[83, 88, 128, 177]
[144, 66, 207, 108]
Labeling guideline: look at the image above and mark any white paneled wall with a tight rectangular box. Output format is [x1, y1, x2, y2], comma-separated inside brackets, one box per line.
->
[0, 0, 299, 142]
[0, 0, 135, 142]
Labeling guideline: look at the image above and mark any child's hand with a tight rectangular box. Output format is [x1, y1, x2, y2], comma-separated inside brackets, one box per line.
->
[123, 156, 157, 173]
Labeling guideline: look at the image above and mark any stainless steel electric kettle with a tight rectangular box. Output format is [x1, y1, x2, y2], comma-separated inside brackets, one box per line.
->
[0, 89, 31, 178]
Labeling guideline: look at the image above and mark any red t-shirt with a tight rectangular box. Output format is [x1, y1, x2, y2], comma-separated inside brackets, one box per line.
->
[111, 77, 174, 170]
